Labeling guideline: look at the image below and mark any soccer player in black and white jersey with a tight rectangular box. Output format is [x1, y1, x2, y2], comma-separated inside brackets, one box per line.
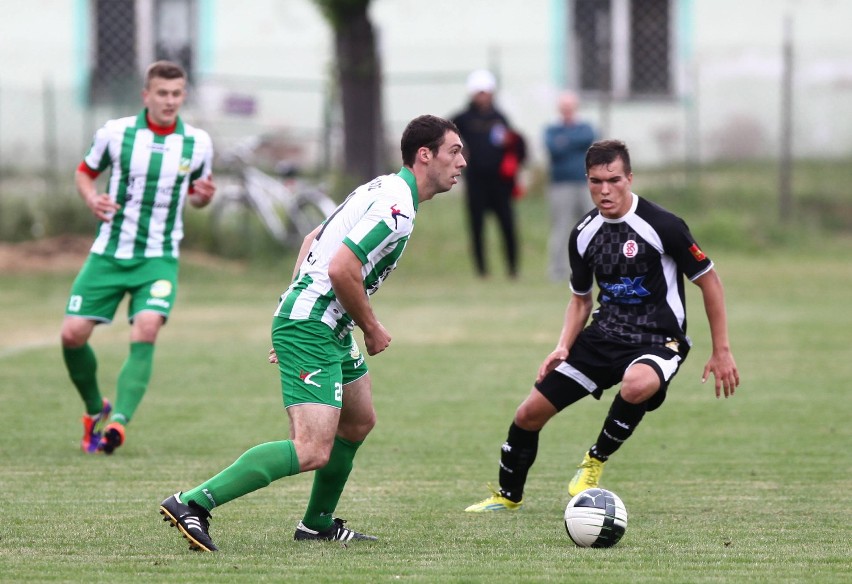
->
[466, 139, 739, 513]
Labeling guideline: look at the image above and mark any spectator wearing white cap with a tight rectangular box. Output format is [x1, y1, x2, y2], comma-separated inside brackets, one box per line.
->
[451, 69, 524, 280]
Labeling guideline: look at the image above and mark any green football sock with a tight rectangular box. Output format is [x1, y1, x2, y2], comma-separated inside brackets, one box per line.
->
[62, 343, 103, 415]
[112, 341, 154, 425]
[181, 440, 300, 511]
[301, 436, 363, 531]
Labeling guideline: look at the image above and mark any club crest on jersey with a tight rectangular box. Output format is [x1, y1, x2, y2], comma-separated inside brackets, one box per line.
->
[178, 157, 192, 175]
[689, 243, 706, 261]
[390, 204, 409, 229]
[623, 239, 639, 258]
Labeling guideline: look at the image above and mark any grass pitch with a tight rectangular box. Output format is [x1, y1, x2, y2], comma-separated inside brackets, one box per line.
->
[1, 193, 850, 583]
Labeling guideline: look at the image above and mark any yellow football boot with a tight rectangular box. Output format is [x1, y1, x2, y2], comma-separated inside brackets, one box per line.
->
[464, 485, 523, 512]
[568, 451, 606, 496]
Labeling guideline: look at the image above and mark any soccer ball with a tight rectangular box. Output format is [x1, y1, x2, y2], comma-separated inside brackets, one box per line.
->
[564, 488, 628, 548]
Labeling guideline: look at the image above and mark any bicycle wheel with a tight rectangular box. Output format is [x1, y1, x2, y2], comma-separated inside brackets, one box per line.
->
[241, 167, 303, 248]
[288, 188, 338, 239]
[209, 178, 261, 257]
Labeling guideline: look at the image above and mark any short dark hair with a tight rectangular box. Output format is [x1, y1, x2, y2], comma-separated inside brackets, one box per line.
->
[144, 61, 186, 88]
[400, 115, 460, 167]
[586, 139, 632, 175]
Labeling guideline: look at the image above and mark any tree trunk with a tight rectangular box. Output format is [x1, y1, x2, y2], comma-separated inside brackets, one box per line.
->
[333, 6, 385, 184]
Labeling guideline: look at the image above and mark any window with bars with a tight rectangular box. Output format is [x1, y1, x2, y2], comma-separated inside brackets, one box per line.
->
[89, 0, 196, 104]
[570, 0, 673, 99]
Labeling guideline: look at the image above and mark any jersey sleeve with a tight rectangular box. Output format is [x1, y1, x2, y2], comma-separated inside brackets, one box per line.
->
[81, 125, 114, 174]
[568, 218, 595, 295]
[343, 189, 414, 265]
[189, 130, 214, 183]
[662, 216, 713, 281]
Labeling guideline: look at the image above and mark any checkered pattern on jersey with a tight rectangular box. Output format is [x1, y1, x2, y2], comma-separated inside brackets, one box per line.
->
[570, 197, 710, 350]
[587, 222, 671, 346]
[593, 223, 649, 277]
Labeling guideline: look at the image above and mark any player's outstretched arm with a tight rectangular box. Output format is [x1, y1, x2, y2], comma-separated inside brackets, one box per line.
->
[693, 269, 740, 398]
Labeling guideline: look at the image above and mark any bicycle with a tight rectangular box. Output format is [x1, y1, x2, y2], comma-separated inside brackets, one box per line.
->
[210, 137, 338, 252]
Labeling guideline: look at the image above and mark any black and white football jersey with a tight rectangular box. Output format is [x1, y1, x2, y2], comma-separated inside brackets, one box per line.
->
[568, 193, 713, 348]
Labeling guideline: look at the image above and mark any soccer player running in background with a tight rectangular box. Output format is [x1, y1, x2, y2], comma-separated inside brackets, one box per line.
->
[61, 61, 215, 455]
[159, 115, 466, 551]
[466, 139, 739, 513]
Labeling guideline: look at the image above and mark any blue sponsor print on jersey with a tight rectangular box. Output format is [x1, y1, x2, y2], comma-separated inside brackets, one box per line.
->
[600, 276, 650, 305]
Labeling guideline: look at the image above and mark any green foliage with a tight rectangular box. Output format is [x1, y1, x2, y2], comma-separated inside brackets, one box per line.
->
[3, 159, 851, 254]
[1, 192, 851, 581]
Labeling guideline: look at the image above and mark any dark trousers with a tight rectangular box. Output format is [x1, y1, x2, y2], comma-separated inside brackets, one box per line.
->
[464, 171, 518, 277]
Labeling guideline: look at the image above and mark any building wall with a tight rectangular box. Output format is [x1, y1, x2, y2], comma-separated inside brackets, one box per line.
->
[1, 0, 851, 174]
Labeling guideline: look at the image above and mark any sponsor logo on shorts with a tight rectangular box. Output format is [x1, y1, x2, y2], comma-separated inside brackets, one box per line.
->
[349, 342, 362, 360]
[146, 298, 171, 309]
[150, 280, 173, 298]
[299, 369, 322, 387]
[349, 340, 365, 367]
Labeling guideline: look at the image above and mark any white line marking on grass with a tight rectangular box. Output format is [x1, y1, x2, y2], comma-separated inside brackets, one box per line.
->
[0, 339, 55, 360]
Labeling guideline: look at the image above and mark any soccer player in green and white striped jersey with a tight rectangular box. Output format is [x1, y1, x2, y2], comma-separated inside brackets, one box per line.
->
[61, 61, 215, 455]
[159, 115, 466, 551]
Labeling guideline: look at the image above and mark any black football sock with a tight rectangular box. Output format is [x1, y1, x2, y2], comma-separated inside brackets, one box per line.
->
[589, 392, 647, 462]
[498, 422, 539, 502]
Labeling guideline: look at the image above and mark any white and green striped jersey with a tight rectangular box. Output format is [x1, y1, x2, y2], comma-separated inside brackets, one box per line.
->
[81, 110, 213, 259]
[274, 167, 419, 338]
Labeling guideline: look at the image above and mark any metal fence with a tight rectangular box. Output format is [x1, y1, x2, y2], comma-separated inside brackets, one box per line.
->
[2, 21, 852, 193]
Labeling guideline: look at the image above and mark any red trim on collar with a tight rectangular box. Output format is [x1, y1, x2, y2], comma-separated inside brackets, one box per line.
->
[146, 113, 177, 136]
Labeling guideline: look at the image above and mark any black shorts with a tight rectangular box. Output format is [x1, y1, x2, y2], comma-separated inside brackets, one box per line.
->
[535, 327, 689, 412]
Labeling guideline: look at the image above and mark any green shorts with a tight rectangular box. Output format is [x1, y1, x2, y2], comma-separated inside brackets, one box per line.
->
[65, 253, 179, 323]
[271, 317, 369, 409]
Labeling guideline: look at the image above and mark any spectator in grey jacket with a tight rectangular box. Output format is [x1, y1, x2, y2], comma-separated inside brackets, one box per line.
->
[543, 91, 596, 281]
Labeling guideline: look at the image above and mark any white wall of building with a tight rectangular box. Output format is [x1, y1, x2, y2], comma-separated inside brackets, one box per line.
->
[1, 0, 851, 173]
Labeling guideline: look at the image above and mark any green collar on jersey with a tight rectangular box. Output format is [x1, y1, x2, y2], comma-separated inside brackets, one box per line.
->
[397, 166, 419, 211]
[136, 109, 185, 136]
